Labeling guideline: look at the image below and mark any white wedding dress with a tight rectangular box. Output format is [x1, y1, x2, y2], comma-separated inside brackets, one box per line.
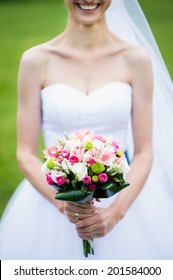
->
[0, 82, 173, 260]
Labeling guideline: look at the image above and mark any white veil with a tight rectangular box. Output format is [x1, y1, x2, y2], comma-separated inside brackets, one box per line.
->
[106, 0, 173, 191]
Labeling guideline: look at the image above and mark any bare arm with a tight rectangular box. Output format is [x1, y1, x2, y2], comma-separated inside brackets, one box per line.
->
[110, 48, 153, 217]
[16, 48, 64, 212]
[76, 48, 153, 239]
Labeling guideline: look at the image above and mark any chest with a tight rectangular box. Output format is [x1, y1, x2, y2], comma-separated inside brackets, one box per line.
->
[45, 51, 129, 95]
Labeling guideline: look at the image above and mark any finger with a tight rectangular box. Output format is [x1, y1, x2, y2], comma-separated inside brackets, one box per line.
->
[65, 202, 94, 211]
[74, 202, 95, 208]
[73, 210, 98, 222]
[65, 210, 97, 226]
[77, 221, 114, 239]
[78, 230, 101, 240]
[70, 202, 95, 208]
[76, 213, 98, 229]
[76, 213, 105, 235]
[66, 204, 96, 216]
[77, 223, 103, 235]
[78, 224, 107, 239]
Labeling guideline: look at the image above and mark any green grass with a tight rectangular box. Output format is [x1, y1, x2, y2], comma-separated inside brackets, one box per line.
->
[139, 0, 173, 76]
[0, 0, 67, 216]
[0, 0, 173, 217]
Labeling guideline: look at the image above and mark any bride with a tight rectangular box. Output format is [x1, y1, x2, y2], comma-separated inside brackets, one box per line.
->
[0, 0, 173, 259]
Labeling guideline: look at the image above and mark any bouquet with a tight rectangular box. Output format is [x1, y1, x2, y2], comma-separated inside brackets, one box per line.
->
[42, 129, 130, 257]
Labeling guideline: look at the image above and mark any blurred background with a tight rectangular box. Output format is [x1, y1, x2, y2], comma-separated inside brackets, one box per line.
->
[0, 0, 173, 217]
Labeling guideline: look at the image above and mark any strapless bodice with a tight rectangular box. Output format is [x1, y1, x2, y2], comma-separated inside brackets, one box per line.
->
[41, 82, 132, 149]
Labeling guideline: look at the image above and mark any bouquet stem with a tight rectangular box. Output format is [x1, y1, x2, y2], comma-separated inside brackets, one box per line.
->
[83, 239, 94, 257]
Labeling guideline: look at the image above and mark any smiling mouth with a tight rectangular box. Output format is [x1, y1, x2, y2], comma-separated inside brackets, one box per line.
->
[76, 3, 101, 12]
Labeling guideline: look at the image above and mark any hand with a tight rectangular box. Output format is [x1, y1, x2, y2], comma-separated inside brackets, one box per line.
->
[76, 206, 118, 239]
[62, 201, 96, 224]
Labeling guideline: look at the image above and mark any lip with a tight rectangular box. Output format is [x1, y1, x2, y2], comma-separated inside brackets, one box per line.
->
[76, 2, 102, 14]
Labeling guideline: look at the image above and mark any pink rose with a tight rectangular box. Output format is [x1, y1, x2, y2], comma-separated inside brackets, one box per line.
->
[69, 155, 79, 163]
[82, 175, 91, 185]
[88, 183, 96, 190]
[98, 173, 108, 183]
[87, 159, 95, 165]
[46, 175, 54, 185]
[56, 176, 66, 186]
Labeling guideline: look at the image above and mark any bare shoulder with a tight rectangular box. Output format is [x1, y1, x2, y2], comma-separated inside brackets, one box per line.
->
[121, 43, 153, 87]
[20, 33, 64, 66]
[19, 44, 49, 70]
[124, 43, 152, 69]
[18, 42, 54, 87]
[111, 36, 152, 77]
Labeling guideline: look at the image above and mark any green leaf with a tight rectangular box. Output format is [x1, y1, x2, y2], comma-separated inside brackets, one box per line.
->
[93, 180, 129, 199]
[81, 184, 88, 194]
[88, 168, 93, 177]
[71, 179, 76, 189]
[120, 182, 130, 188]
[55, 189, 94, 202]
[62, 183, 70, 190]
[115, 173, 124, 181]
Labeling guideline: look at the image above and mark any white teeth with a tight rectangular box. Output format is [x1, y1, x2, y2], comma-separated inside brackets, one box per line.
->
[79, 4, 97, 11]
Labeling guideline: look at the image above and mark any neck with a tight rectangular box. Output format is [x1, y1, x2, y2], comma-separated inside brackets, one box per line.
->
[63, 15, 111, 49]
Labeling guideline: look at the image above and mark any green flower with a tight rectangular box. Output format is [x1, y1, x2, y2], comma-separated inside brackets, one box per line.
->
[47, 157, 57, 169]
[116, 150, 124, 157]
[91, 162, 105, 174]
[92, 175, 99, 182]
[85, 141, 93, 150]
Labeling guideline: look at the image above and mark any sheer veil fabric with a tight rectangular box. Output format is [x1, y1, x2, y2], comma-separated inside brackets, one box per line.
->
[106, 0, 173, 186]
[105, 0, 173, 259]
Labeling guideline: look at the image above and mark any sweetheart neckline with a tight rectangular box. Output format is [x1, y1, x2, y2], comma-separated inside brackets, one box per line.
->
[41, 81, 132, 97]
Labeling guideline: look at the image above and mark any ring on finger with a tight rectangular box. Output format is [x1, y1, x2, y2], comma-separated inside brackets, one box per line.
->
[75, 212, 79, 220]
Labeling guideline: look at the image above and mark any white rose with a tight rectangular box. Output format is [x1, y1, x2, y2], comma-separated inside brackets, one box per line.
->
[71, 162, 88, 181]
